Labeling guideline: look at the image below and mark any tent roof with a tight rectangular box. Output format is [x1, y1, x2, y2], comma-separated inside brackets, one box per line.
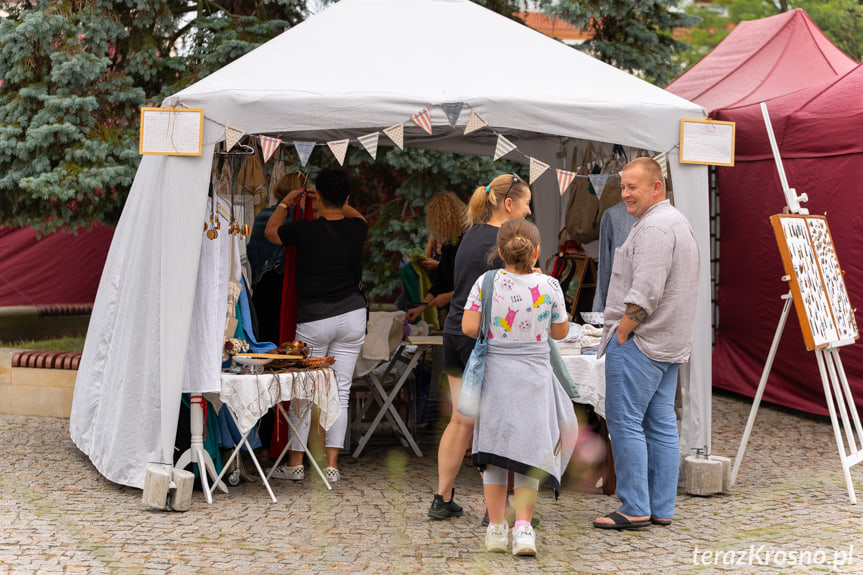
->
[714, 63, 863, 160]
[666, 8, 856, 113]
[171, 0, 703, 154]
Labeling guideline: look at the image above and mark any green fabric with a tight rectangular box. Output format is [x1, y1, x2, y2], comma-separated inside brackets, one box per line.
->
[410, 253, 439, 330]
[233, 301, 245, 339]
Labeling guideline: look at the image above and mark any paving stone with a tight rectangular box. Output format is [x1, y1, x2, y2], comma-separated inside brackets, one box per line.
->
[2, 392, 863, 573]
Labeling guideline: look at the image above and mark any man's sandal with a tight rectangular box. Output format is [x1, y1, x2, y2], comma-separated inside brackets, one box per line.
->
[593, 511, 650, 530]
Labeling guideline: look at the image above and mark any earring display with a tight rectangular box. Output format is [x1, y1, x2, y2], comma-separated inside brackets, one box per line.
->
[771, 214, 857, 350]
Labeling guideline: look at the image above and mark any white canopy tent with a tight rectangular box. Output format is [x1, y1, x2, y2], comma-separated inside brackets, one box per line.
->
[70, 0, 710, 489]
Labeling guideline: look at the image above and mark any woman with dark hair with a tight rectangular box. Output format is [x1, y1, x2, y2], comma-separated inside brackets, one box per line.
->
[264, 167, 367, 482]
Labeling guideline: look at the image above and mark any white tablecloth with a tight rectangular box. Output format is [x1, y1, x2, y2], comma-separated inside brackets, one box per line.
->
[559, 348, 606, 419]
[214, 368, 339, 435]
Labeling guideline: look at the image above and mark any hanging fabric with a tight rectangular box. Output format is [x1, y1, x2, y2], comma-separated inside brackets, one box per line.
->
[278, 189, 315, 344]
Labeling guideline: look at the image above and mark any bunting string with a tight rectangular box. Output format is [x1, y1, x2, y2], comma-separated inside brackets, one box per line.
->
[177, 102, 678, 196]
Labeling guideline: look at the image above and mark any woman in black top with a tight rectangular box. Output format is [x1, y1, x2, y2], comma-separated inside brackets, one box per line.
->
[265, 168, 367, 483]
[428, 173, 533, 519]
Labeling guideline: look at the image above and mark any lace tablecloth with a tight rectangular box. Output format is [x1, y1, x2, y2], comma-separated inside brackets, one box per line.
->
[214, 368, 339, 435]
[559, 347, 606, 419]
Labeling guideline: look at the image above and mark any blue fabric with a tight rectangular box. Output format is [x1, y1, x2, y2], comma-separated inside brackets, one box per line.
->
[247, 205, 289, 287]
[604, 331, 679, 519]
[239, 279, 277, 352]
[217, 407, 262, 451]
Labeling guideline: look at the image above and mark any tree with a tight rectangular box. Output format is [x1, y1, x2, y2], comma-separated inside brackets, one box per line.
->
[677, 0, 863, 74]
[0, 0, 305, 232]
[539, 0, 698, 86]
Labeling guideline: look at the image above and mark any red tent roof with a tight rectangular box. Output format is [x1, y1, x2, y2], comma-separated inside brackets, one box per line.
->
[715, 63, 863, 159]
[667, 8, 856, 112]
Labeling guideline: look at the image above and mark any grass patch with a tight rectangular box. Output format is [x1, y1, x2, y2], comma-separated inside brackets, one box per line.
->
[0, 335, 86, 351]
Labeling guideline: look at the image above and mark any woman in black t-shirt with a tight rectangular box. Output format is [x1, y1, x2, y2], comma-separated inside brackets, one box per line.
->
[265, 168, 367, 483]
[428, 173, 533, 520]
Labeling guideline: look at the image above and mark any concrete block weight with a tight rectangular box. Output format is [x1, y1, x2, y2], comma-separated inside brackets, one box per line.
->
[684, 454, 731, 496]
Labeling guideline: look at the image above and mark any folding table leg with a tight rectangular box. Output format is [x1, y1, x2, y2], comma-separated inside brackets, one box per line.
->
[269, 403, 332, 491]
[352, 349, 424, 458]
[209, 409, 278, 503]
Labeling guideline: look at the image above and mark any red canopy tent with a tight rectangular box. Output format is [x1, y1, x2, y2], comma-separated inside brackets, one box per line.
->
[667, 8, 860, 415]
[710, 65, 863, 415]
[667, 8, 856, 111]
[0, 225, 114, 306]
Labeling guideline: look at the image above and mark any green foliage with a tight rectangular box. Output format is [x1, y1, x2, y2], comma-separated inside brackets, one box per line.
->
[540, 0, 697, 86]
[0, 0, 306, 232]
[344, 147, 520, 301]
[678, 0, 863, 75]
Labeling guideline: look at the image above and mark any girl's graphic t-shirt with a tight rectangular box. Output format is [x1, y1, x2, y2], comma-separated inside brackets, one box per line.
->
[465, 270, 567, 342]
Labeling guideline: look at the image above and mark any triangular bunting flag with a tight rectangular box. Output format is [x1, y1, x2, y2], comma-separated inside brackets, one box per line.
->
[357, 132, 379, 160]
[493, 134, 517, 161]
[556, 169, 577, 196]
[589, 174, 611, 199]
[327, 138, 350, 166]
[464, 110, 488, 135]
[654, 151, 669, 179]
[294, 141, 316, 167]
[529, 157, 550, 184]
[225, 125, 245, 151]
[383, 123, 404, 150]
[441, 102, 463, 127]
[411, 107, 433, 135]
[260, 135, 282, 164]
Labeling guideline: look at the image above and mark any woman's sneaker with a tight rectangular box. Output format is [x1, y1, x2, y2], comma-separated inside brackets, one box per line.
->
[270, 464, 304, 481]
[427, 489, 464, 520]
[485, 520, 509, 553]
[322, 466, 340, 482]
[512, 524, 537, 556]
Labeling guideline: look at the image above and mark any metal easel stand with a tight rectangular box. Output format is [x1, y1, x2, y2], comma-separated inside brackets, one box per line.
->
[731, 293, 863, 504]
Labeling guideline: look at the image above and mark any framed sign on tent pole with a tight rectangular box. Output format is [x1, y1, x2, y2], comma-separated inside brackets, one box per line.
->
[730, 103, 863, 503]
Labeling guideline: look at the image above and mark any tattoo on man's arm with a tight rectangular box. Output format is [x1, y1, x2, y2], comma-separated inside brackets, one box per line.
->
[624, 304, 647, 323]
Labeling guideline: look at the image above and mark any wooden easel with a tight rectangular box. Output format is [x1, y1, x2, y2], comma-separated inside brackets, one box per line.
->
[731, 103, 862, 503]
[567, 254, 597, 319]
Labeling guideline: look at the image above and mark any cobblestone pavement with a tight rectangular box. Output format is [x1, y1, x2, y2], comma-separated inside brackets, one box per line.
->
[1, 390, 862, 574]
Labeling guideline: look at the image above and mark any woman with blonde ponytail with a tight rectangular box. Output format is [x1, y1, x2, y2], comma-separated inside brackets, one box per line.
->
[428, 173, 532, 521]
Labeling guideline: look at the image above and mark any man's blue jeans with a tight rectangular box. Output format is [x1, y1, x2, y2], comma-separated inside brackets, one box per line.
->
[604, 333, 679, 519]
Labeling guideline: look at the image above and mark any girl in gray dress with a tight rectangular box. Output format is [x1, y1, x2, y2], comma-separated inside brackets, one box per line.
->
[462, 219, 578, 556]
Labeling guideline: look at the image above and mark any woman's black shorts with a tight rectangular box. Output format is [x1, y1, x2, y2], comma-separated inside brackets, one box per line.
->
[443, 332, 477, 377]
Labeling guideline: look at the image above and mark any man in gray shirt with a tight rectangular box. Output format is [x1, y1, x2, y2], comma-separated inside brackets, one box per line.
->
[593, 157, 699, 530]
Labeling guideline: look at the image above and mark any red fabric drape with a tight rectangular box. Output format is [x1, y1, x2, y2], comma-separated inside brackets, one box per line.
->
[277, 194, 315, 344]
[271, 193, 314, 458]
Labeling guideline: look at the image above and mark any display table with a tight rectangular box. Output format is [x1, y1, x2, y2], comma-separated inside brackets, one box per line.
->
[558, 348, 606, 419]
[558, 348, 614, 495]
[207, 367, 339, 502]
